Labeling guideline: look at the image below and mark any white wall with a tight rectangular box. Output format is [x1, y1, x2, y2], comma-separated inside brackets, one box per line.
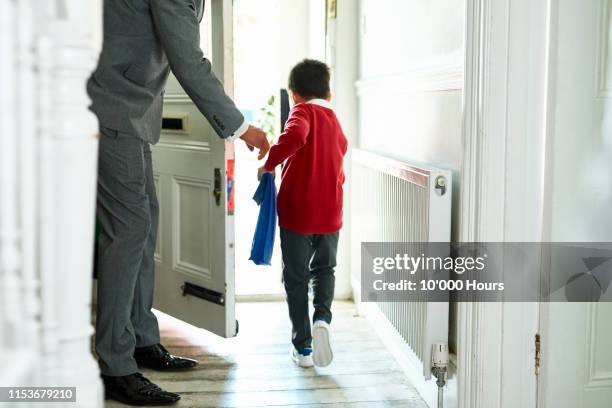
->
[357, 0, 464, 241]
[355, 0, 465, 351]
[279, 0, 311, 87]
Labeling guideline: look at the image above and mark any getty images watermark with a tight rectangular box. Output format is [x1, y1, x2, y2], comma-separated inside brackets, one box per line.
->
[361, 242, 612, 302]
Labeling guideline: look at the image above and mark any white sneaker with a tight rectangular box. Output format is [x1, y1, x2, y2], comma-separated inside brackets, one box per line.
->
[291, 347, 314, 368]
[312, 320, 333, 367]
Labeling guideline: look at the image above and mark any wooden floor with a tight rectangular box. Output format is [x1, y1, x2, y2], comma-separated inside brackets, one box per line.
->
[105, 301, 427, 408]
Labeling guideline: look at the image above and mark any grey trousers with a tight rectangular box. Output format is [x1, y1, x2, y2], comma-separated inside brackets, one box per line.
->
[96, 127, 160, 376]
[280, 228, 339, 350]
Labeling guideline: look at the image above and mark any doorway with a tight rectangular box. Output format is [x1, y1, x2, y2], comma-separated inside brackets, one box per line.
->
[233, 0, 284, 297]
[232, 0, 328, 298]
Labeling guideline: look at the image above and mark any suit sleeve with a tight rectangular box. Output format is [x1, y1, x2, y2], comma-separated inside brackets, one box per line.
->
[150, 0, 244, 138]
[264, 105, 310, 171]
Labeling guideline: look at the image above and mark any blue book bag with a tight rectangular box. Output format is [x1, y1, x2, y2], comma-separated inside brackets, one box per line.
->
[249, 172, 277, 265]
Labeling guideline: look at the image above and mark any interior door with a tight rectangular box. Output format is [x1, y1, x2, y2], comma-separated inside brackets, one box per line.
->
[152, 0, 237, 338]
[539, 0, 612, 406]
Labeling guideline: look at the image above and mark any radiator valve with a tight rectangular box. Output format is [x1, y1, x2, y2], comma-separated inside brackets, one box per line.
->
[432, 342, 449, 369]
[431, 342, 449, 408]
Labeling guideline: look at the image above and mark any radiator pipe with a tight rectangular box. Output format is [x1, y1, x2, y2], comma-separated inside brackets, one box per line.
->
[432, 366, 447, 408]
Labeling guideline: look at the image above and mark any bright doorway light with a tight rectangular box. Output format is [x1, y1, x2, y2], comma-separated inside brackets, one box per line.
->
[232, 0, 328, 297]
[233, 0, 284, 297]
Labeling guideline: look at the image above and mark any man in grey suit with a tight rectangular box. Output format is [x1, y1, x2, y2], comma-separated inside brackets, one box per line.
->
[88, 0, 269, 405]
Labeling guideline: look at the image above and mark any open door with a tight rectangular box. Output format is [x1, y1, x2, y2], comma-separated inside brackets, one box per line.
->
[152, 0, 237, 338]
[538, 1, 612, 407]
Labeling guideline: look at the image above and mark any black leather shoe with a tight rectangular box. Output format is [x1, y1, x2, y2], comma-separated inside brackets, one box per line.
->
[134, 343, 198, 371]
[102, 372, 180, 406]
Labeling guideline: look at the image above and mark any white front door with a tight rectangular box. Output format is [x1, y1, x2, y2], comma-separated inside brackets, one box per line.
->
[152, 0, 237, 338]
[539, 1, 612, 406]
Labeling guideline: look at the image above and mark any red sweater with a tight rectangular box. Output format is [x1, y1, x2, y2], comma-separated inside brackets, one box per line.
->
[264, 100, 348, 234]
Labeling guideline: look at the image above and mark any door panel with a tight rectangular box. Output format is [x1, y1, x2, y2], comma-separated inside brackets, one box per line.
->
[173, 175, 213, 284]
[152, 0, 237, 338]
[586, 304, 612, 390]
[541, 303, 612, 408]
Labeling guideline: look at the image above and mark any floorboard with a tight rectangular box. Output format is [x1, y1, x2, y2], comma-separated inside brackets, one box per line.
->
[104, 301, 427, 408]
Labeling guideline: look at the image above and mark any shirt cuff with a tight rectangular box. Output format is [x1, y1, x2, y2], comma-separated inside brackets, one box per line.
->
[226, 120, 249, 141]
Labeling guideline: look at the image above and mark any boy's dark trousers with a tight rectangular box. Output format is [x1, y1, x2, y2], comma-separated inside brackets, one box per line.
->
[280, 228, 339, 350]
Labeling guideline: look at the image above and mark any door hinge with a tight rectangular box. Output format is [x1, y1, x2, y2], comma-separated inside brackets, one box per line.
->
[535, 333, 541, 375]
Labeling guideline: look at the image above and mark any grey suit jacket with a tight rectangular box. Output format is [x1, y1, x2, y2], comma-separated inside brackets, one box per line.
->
[87, 0, 244, 144]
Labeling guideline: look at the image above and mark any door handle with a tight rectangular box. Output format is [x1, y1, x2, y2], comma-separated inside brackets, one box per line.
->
[213, 168, 222, 206]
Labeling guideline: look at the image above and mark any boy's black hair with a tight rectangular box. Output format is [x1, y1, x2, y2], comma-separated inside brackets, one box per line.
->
[288, 59, 331, 100]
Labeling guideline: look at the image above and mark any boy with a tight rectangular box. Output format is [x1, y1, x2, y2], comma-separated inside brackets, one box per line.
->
[258, 59, 348, 368]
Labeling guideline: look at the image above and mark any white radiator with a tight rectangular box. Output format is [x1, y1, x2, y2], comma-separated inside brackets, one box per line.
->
[351, 149, 452, 380]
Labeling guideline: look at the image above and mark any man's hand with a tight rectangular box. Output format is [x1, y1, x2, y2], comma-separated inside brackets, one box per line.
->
[258, 166, 275, 181]
[240, 126, 270, 160]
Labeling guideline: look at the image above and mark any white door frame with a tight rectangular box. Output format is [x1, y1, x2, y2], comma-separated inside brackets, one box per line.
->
[535, 3, 559, 405]
[458, 0, 553, 407]
[39, 1, 104, 404]
[0, 0, 103, 404]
